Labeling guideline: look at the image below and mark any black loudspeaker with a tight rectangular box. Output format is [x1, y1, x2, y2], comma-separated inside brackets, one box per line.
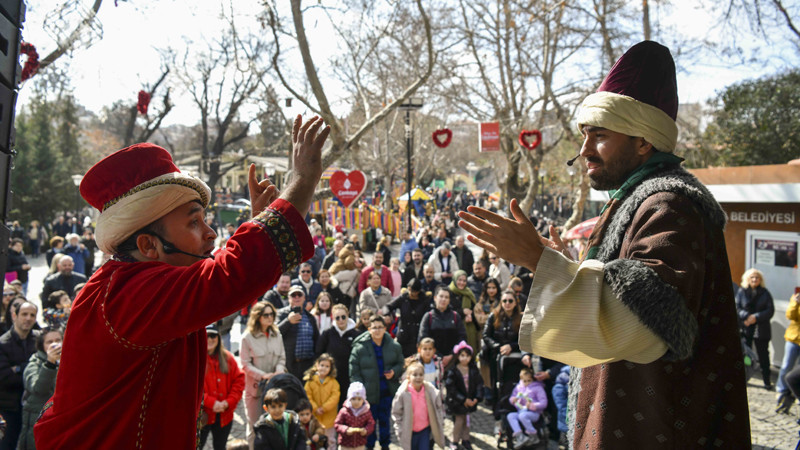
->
[0, 0, 25, 280]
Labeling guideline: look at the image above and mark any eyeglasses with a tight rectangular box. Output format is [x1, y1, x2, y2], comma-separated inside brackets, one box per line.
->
[300, 270, 311, 273]
[290, 292, 304, 298]
[501, 299, 515, 304]
[3, 292, 14, 297]
[335, 315, 347, 321]
[262, 312, 275, 318]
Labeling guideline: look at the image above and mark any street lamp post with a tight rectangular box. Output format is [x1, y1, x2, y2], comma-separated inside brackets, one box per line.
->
[399, 97, 423, 233]
[538, 168, 547, 213]
[70, 174, 83, 215]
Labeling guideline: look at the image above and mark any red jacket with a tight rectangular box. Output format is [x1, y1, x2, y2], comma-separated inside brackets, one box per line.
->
[34, 200, 312, 449]
[334, 404, 375, 448]
[203, 349, 245, 427]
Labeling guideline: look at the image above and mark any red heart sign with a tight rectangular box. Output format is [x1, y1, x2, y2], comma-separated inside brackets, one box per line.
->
[432, 129, 453, 148]
[518, 129, 542, 150]
[330, 170, 367, 208]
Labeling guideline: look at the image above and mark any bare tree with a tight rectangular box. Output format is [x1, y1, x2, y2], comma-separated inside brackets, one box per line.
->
[438, 0, 602, 215]
[118, 66, 173, 147]
[175, 13, 273, 202]
[264, 0, 435, 175]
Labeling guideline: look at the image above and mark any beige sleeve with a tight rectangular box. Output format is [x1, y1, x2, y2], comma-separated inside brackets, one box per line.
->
[519, 247, 668, 368]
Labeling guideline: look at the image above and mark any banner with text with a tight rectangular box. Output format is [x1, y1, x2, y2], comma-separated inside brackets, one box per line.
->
[480, 122, 500, 152]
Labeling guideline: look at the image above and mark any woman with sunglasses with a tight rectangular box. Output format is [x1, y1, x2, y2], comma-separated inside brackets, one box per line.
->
[316, 303, 359, 408]
[240, 301, 286, 444]
[482, 289, 524, 429]
[200, 325, 244, 450]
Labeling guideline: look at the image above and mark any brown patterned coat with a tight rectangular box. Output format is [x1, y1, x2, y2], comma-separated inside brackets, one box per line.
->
[520, 166, 751, 448]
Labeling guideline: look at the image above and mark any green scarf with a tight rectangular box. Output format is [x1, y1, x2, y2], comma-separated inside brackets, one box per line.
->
[586, 152, 683, 260]
[448, 270, 476, 308]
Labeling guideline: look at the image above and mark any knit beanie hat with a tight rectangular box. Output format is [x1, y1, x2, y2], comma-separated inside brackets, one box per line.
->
[576, 41, 679, 152]
[347, 382, 366, 400]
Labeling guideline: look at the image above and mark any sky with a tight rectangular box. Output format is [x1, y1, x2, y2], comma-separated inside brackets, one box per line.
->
[17, 0, 798, 126]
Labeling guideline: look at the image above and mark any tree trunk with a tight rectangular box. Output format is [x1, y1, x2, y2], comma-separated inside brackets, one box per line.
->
[642, 0, 652, 40]
[564, 167, 592, 230]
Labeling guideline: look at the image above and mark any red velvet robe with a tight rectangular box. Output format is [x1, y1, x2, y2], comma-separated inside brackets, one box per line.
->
[34, 199, 312, 449]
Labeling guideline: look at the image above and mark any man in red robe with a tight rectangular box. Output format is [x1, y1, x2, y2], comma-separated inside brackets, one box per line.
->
[34, 116, 330, 449]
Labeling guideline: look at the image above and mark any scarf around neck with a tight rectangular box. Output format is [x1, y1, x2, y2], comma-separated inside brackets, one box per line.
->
[448, 279, 477, 309]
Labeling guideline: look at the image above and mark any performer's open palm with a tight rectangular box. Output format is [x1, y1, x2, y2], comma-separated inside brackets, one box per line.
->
[458, 198, 564, 271]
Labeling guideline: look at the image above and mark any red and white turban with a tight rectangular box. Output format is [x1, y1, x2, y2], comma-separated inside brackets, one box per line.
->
[80, 143, 211, 254]
[577, 41, 679, 153]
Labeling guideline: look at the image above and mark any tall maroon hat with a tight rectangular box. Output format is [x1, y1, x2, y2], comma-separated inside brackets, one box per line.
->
[576, 41, 679, 152]
[80, 143, 211, 254]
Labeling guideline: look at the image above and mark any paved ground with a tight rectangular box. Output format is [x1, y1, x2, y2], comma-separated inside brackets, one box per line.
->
[21, 249, 800, 449]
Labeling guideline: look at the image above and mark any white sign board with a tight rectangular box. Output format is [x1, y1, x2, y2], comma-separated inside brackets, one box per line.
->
[745, 230, 800, 300]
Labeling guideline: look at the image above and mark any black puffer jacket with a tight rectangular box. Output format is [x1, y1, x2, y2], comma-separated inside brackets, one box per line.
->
[482, 312, 521, 360]
[419, 306, 466, 358]
[736, 286, 775, 340]
[443, 364, 484, 415]
[7, 249, 29, 283]
[0, 329, 38, 411]
[253, 410, 306, 450]
[384, 292, 432, 346]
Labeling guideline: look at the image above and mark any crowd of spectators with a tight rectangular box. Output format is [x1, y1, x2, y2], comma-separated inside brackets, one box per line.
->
[0, 196, 581, 449]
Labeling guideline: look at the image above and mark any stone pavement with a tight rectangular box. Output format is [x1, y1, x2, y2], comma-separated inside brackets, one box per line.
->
[19, 251, 800, 449]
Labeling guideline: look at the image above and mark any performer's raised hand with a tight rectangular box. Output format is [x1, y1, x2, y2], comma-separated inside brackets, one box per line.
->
[280, 115, 330, 216]
[248, 163, 279, 217]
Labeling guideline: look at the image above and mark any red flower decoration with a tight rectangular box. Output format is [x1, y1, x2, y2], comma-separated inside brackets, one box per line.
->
[518, 129, 542, 150]
[20, 42, 39, 82]
[137, 90, 151, 115]
[432, 128, 452, 148]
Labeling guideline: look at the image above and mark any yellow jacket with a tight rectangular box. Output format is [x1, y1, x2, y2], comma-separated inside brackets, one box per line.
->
[785, 295, 800, 345]
[304, 374, 340, 429]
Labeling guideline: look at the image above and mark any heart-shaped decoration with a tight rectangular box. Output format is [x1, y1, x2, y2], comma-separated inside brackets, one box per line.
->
[518, 129, 542, 150]
[330, 170, 367, 208]
[432, 129, 453, 148]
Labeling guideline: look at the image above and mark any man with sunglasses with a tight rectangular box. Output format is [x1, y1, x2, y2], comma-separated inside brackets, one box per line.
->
[291, 262, 322, 309]
[277, 286, 319, 379]
[35, 116, 329, 449]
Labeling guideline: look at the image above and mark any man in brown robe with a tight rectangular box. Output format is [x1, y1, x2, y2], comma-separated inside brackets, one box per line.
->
[458, 41, 751, 448]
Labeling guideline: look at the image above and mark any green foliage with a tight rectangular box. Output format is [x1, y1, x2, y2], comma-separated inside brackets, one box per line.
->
[10, 88, 80, 224]
[703, 70, 800, 166]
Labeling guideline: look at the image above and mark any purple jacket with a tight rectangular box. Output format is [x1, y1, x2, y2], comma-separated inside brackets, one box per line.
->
[510, 380, 547, 412]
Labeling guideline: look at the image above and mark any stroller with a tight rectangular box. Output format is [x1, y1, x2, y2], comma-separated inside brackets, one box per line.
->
[493, 353, 549, 449]
[259, 373, 309, 411]
[495, 392, 550, 449]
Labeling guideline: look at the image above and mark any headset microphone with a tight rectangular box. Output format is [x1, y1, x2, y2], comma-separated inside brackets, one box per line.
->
[566, 153, 581, 166]
[154, 234, 213, 260]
